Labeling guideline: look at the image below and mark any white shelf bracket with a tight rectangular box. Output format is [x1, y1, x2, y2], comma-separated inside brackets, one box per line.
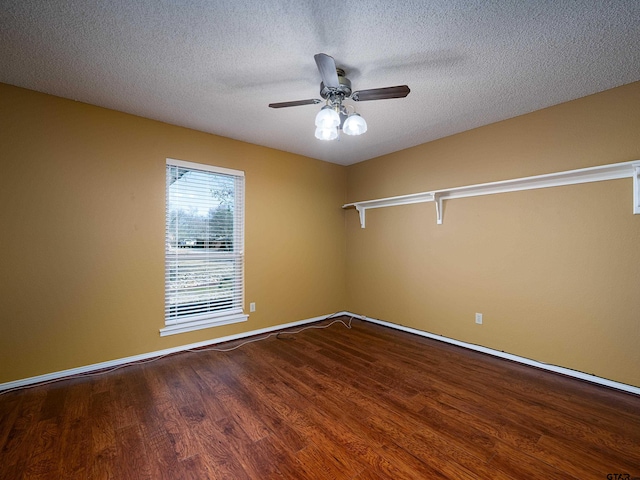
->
[355, 205, 367, 228]
[434, 193, 443, 225]
[634, 165, 640, 215]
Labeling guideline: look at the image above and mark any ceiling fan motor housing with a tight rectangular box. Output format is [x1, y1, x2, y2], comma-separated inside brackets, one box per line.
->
[320, 68, 352, 100]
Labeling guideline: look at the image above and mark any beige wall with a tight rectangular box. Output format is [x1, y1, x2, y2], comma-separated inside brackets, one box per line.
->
[2, 80, 639, 389]
[0, 83, 347, 383]
[346, 81, 640, 388]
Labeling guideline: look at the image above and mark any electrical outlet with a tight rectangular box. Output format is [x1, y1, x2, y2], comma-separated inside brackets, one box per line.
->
[250, 302, 256, 312]
[475, 312, 483, 324]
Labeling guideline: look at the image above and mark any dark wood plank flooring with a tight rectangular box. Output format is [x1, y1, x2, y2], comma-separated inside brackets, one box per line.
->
[1, 317, 639, 479]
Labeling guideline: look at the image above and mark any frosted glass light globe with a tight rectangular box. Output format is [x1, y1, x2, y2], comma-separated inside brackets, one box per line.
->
[315, 126, 338, 141]
[343, 113, 367, 136]
[315, 106, 340, 128]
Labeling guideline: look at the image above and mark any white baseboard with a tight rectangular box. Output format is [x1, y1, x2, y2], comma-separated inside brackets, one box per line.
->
[344, 312, 640, 396]
[3, 310, 638, 396]
[0, 313, 337, 392]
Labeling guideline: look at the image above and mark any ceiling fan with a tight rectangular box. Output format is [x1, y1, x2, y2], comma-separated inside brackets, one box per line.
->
[269, 53, 410, 140]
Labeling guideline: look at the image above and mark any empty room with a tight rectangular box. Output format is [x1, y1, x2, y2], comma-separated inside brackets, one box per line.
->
[1, 1, 639, 479]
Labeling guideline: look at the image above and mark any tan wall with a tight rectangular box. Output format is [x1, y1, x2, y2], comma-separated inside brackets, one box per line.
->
[3, 80, 639, 389]
[346, 81, 640, 388]
[0, 83, 347, 384]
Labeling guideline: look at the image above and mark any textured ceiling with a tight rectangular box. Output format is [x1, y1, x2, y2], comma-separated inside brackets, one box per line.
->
[1, 1, 639, 165]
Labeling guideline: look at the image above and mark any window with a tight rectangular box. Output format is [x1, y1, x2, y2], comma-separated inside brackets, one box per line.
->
[161, 158, 247, 336]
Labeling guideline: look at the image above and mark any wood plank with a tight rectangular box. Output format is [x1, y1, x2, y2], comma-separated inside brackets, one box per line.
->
[114, 424, 152, 480]
[0, 389, 48, 478]
[21, 418, 62, 479]
[58, 381, 93, 479]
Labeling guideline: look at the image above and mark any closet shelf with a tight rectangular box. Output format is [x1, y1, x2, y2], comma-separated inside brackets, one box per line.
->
[343, 160, 640, 227]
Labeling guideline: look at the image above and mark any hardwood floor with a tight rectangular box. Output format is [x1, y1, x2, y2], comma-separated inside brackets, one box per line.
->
[1, 317, 639, 479]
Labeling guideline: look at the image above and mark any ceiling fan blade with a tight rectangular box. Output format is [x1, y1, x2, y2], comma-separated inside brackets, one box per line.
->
[269, 99, 322, 108]
[314, 53, 340, 89]
[351, 85, 411, 102]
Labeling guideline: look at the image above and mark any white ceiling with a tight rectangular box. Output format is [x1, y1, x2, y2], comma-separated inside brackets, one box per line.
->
[1, 1, 639, 166]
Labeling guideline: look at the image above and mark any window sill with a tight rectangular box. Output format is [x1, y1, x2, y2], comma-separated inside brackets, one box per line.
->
[160, 312, 249, 337]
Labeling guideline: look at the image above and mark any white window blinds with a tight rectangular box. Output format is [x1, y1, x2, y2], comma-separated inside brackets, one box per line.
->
[162, 158, 247, 336]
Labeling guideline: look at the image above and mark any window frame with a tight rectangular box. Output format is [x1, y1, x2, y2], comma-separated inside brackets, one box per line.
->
[161, 158, 247, 336]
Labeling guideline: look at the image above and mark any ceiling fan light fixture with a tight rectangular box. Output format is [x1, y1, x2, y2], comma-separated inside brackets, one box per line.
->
[315, 105, 340, 128]
[343, 113, 368, 136]
[269, 54, 409, 142]
[315, 126, 338, 141]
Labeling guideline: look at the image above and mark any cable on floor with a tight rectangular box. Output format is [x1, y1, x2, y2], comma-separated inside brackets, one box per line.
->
[186, 313, 352, 353]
